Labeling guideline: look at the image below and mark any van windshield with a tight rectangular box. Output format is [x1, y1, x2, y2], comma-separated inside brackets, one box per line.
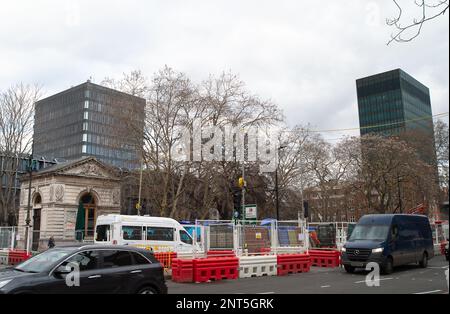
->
[348, 225, 390, 241]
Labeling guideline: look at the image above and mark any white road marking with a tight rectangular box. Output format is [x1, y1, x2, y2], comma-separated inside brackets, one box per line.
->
[321, 285, 331, 288]
[354, 277, 394, 284]
[258, 292, 275, 294]
[413, 290, 442, 295]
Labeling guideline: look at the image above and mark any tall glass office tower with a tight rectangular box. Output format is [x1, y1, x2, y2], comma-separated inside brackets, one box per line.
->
[357, 69, 436, 165]
[34, 81, 146, 169]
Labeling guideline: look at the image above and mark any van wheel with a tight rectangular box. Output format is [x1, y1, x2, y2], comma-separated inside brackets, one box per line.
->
[382, 257, 394, 275]
[419, 252, 428, 268]
[344, 265, 355, 273]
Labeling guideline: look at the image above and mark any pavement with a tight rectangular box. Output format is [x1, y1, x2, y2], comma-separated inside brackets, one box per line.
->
[167, 257, 449, 294]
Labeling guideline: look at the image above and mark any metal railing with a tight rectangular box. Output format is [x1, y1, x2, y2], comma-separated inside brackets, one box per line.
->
[0, 227, 17, 250]
[193, 219, 310, 257]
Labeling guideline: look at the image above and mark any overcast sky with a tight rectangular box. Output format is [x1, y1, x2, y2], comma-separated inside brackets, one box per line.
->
[0, 0, 448, 141]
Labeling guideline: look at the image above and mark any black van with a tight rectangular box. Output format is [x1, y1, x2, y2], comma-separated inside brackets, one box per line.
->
[341, 214, 434, 274]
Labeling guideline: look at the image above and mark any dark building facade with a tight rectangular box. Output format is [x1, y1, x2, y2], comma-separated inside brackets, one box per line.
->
[34, 81, 146, 169]
[357, 69, 436, 165]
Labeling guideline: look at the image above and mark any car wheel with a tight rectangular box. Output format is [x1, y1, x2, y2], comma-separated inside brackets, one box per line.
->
[137, 286, 158, 294]
[382, 257, 394, 275]
[419, 252, 428, 268]
[344, 265, 355, 273]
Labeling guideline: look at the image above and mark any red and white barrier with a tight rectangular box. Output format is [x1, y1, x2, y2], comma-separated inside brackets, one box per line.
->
[277, 254, 311, 276]
[239, 255, 277, 278]
[309, 250, 341, 268]
[193, 257, 239, 283]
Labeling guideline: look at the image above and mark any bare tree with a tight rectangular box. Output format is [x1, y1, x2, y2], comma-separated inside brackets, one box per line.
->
[338, 135, 438, 215]
[0, 83, 41, 225]
[102, 70, 149, 98]
[434, 120, 449, 190]
[387, 0, 449, 45]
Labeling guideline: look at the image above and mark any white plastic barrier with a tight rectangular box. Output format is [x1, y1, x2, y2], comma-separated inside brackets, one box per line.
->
[0, 250, 8, 265]
[239, 255, 277, 278]
[176, 251, 206, 260]
[273, 247, 305, 255]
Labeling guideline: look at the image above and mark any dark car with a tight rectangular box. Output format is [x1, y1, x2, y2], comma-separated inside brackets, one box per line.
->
[0, 245, 167, 294]
[341, 214, 434, 274]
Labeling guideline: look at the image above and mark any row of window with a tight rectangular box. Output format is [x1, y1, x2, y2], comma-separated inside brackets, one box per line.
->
[120, 226, 193, 244]
[81, 144, 135, 160]
[63, 250, 150, 272]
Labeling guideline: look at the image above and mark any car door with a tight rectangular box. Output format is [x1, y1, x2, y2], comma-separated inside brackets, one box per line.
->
[37, 250, 103, 294]
[125, 251, 162, 294]
[99, 250, 136, 293]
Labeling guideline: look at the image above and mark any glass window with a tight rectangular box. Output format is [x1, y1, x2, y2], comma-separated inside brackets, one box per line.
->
[15, 248, 74, 273]
[83, 133, 88, 142]
[82, 145, 87, 154]
[84, 100, 89, 109]
[131, 252, 151, 265]
[102, 250, 133, 268]
[146, 227, 174, 242]
[399, 224, 420, 241]
[95, 225, 111, 242]
[349, 225, 390, 241]
[63, 251, 101, 271]
[84, 111, 89, 120]
[180, 230, 193, 245]
[122, 226, 143, 240]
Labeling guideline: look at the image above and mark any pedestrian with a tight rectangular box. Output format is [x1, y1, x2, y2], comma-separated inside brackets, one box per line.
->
[48, 236, 55, 249]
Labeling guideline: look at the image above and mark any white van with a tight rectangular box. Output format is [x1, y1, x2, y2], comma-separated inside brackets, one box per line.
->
[94, 214, 197, 253]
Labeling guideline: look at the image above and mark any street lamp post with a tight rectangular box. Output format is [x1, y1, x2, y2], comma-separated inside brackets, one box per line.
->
[24, 145, 34, 254]
[275, 146, 287, 221]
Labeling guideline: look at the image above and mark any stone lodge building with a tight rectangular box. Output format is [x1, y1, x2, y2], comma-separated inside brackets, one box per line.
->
[17, 157, 121, 251]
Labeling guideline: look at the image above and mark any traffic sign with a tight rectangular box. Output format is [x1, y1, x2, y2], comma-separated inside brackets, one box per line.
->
[244, 204, 257, 220]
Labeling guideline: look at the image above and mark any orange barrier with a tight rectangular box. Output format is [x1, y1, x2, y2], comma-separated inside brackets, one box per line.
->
[153, 252, 177, 269]
[309, 250, 341, 268]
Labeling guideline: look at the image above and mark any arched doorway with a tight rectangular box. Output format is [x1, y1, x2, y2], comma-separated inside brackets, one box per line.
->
[76, 193, 97, 239]
[32, 194, 42, 251]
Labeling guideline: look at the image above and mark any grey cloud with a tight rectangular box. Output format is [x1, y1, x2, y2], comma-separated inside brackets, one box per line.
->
[0, 0, 448, 134]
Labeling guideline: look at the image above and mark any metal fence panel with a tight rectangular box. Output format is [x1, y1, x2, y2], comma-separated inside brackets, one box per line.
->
[0, 227, 16, 250]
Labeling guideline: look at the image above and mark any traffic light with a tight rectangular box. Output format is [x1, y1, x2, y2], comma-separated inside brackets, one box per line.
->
[232, 187, 242, 218]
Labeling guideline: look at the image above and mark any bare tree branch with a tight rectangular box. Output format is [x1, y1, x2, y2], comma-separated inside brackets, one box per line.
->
[387, 0, 449, 45]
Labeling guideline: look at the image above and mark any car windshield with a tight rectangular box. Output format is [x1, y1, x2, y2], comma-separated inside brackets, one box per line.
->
[15, 248, 73, 273]
[348, 225, 390, 241]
